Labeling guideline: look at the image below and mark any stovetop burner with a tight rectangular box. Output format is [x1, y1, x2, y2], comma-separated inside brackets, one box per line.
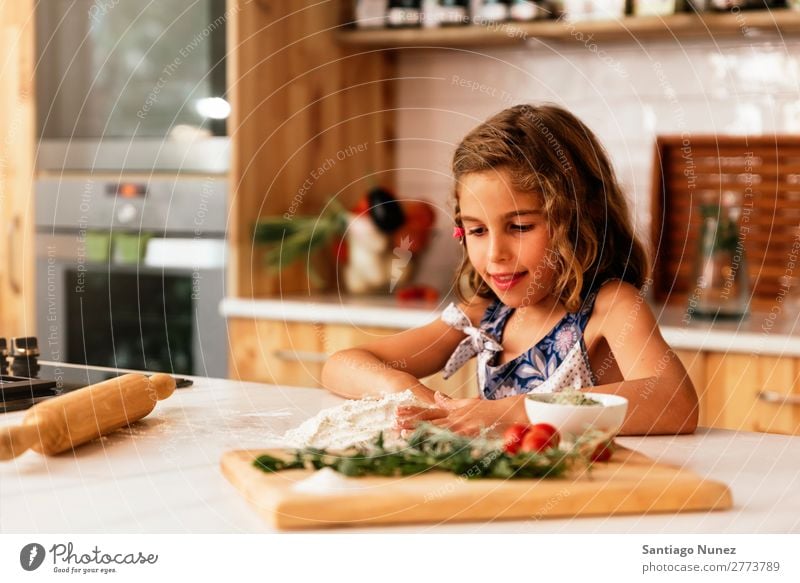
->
[0, 362, 192, 413]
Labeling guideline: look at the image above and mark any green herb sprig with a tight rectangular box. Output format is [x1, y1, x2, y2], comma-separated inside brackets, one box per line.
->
[253, 200, 349, 284]
[254, 424, 581, 480]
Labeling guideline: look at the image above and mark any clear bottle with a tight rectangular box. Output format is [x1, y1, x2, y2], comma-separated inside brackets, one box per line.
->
[686, 195, 750, 320]
[387, 0, 423, 27]
[472, 0, 509, 24]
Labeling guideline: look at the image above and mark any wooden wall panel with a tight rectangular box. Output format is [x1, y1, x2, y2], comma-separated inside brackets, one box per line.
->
[651, 135, 800, 308]
[0, 0, 36, 336]
[227, 0, 394, 298]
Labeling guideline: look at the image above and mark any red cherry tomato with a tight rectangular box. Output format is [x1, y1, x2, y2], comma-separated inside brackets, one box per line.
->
[528, 423, 560, 449]
[519, 424, 560, 453]
[502, 423, 530, 455]
[591, 440, 615, 463]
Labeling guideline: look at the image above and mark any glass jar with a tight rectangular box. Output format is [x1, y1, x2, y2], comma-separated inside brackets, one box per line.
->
[686, 198, 750, 320]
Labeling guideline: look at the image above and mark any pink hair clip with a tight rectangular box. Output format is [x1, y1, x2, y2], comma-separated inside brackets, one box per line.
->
[452, 226, 465, 240]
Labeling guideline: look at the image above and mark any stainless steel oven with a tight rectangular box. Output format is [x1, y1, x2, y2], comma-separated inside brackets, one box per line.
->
[35, 176, 228, 377]
[35, 0, 229, 173]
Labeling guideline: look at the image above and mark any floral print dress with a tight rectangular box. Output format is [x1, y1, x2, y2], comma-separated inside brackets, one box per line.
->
[470, 291, 601, 400]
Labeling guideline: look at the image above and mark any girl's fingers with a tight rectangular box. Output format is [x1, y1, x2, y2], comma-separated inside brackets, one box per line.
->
[435, 392, 480, 411]
[395, 406, 448, 430]
[429, 414, 481, 436]
[396, 406, 447, 420]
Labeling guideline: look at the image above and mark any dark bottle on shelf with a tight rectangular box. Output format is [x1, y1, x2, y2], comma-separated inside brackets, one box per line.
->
[0, 338, 9, 376]
[708, 0, 786, 9]
[439, 0, 470, 25]
[10, 336, 41, 378]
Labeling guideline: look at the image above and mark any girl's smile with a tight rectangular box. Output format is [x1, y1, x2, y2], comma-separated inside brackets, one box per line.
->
[489, 271, 528, 290]
[458, 169, 556, 308]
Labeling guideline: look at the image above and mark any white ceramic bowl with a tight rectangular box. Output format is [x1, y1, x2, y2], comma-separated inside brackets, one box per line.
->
[524, 392, 628, 436]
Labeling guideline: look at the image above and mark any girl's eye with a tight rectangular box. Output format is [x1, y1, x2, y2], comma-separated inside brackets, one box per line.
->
[466, 224, 533, 236]
[511, 224, 534, 232]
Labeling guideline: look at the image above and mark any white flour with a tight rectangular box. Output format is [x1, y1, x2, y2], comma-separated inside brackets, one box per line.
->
[280, 390, 429, 450]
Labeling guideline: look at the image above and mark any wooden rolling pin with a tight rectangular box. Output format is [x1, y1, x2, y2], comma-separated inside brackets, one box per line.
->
[0, 373, 175, 460]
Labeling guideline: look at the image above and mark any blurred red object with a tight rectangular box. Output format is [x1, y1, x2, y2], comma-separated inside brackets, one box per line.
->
[395, 285, 439, 303]
[330, 235, 348, 264]
[351, 196, 370, 217]
[392, 201, 436, 253]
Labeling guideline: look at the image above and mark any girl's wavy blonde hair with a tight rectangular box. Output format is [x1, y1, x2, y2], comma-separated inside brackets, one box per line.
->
[452, 104, 649, 311]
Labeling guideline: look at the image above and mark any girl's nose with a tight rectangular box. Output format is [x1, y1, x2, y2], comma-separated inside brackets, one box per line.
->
[487, 233, 511, 263]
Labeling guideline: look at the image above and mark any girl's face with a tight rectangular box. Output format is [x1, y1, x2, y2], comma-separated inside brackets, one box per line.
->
[458, 169, 557, 308]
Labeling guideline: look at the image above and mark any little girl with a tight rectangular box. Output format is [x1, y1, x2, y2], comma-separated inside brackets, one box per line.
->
[321, 104, 698, 436]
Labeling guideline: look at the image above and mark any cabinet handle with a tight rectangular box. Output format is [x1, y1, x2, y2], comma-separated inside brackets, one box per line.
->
[8, 216, 21, 294]
[272, 349, 329, 364]
[758, 390, 800, 406]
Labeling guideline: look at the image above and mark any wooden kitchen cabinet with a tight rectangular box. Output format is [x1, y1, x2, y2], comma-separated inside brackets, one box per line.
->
[674, 349, 800, 436]
[0, 0, 36, 336]
[229, 318, 478, 398]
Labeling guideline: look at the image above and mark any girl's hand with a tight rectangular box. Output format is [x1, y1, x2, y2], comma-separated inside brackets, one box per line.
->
[395, 404, 448, 431]
[407, 383, 437, 405]
[430, 392, 520, 437]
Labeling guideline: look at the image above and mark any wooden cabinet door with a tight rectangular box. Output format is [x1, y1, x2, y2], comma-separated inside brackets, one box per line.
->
[705, 352, 760, 431]
[0, 0, 35, 335]
[704, 352, 800, 435]
[752, 356, 800, 436]
[228, 319, 324, 388]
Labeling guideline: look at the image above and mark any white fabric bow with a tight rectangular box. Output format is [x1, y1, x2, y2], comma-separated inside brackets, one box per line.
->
[441, 303, 503, 392]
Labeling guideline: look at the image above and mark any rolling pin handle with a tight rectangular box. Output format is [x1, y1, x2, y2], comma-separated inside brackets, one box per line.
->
[149, 373, 177, 401]
[0, 423, 40, 460]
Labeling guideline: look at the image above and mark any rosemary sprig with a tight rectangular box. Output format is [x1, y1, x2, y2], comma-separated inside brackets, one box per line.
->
[254, 424, 584, 480]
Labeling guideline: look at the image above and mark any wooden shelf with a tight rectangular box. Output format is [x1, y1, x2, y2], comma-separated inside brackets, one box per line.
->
[336, 10, 800, 47]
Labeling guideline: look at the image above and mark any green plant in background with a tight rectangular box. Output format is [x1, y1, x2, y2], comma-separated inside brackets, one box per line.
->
[253, 199, 349, 285]
[699, 203, 741, 255]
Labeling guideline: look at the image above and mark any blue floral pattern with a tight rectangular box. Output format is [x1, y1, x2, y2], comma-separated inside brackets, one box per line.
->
[476, 291, 601, 400]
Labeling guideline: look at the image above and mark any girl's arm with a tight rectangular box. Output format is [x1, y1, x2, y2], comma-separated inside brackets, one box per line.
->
[589, 282, 699, 435]
[321, 299, 489, 403]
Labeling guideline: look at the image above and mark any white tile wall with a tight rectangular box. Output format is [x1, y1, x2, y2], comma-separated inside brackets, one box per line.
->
[395, 36, 800, 292]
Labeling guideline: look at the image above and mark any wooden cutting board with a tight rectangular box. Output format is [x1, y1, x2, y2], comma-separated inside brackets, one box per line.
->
[220, 447, 732, 530]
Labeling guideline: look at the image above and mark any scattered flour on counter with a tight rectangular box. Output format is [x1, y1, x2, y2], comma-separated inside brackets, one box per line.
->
[280, 390, 429, 450]
[291, 467, 364, 494]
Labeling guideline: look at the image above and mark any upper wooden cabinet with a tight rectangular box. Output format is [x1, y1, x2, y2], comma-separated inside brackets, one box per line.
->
[226, 0, 395, 299]
[0, 0, 36, 336]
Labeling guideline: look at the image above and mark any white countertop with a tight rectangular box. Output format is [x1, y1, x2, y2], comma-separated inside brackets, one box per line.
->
[221, 295, 800, 356]
[2, 372, 799, 533]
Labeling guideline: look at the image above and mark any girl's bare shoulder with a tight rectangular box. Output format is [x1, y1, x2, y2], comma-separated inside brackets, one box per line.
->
[592, 280, 655, 329]
[457, 295, 494, 327]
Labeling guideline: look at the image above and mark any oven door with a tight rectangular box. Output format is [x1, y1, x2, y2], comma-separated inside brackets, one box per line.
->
[36, 234, 227, 377]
